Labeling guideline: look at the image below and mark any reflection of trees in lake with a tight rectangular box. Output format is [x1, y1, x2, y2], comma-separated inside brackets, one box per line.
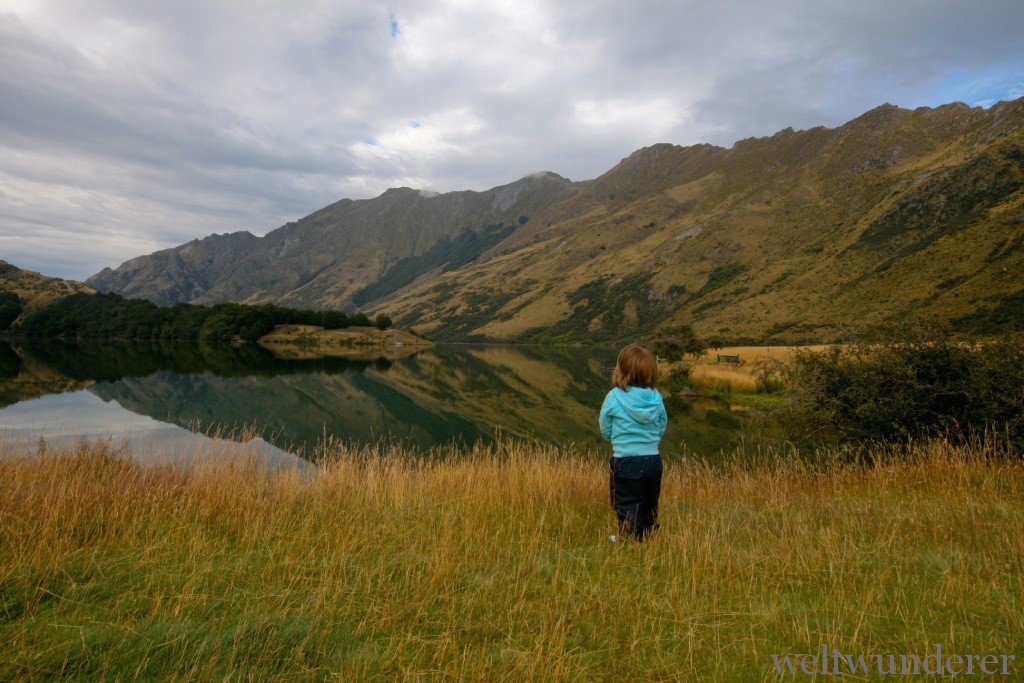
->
[89, 370, 490, 456]
[13, 338, 378, 381]
[2, 340, 748, 459]
[0, 340, 95, 408]
[0, 342, 21, 380]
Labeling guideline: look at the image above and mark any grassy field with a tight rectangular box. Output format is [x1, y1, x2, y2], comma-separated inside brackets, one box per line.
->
[1, 437, 1022, 681]
[684, 346, 830, 394]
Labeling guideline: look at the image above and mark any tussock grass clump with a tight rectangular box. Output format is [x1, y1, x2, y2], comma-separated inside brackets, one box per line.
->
[1, 437, 1022, 680]
[688, 363, 759, 393]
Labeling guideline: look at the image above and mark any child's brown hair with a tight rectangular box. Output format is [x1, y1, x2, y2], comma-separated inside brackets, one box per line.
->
[612, 342, 657, 390]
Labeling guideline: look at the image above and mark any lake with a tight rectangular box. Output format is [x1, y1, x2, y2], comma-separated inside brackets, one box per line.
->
[0, 340, 750, 464]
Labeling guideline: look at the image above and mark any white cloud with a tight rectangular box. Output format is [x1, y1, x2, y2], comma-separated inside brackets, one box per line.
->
[1, 0, 1022, 280]
[573, 97, 685, 137]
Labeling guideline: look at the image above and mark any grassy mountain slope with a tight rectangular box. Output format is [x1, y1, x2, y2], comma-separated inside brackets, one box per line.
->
[383, 99, 1024, 342]
[88, 98, 1024, 342]
[87, 173, 578, 310]
[0, 260, 93, 315]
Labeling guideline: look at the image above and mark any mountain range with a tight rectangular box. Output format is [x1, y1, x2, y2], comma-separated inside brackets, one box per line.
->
[86, 98, 1024, 343]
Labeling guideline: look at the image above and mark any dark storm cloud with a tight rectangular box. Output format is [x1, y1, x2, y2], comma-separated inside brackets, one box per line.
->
[1, 0, 1021, 280]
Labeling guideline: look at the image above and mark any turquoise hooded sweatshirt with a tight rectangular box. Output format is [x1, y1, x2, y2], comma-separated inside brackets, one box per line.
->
[599, 386, 668, 457]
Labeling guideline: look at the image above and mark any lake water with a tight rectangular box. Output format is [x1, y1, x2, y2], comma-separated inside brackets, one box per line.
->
[0, 340, 749, 464]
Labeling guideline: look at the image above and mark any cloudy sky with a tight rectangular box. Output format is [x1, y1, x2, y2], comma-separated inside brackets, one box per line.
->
[2, 0, 1022, 280]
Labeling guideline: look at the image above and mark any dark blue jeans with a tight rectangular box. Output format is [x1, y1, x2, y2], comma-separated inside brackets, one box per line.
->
[608, 454, 663, 541]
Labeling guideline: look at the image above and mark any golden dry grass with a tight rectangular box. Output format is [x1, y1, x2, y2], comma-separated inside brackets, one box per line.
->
[683, 345, 832, 393]
[688, 363, 760, 392]
[701, 345, 833, 365]
[1, 436, 1021, 680]
[679, 344, 815, 393]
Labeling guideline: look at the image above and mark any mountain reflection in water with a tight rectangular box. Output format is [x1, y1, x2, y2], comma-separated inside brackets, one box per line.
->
[0, 340, 747, 462]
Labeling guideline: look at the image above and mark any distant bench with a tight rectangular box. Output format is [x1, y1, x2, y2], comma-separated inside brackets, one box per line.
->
[714, 354, 742, 365]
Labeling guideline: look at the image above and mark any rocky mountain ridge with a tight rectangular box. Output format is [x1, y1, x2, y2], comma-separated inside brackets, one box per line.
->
[87, 98, 1024, 343]
[88, 173, 579, 309]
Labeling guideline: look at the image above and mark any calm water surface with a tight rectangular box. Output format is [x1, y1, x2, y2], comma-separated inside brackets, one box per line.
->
[0, 340, 749, 463]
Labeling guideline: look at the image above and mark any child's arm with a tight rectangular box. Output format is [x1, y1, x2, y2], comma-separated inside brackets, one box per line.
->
[598, 392, 615, 442]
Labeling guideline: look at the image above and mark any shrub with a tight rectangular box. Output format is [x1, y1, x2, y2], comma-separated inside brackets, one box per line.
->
[752, 358, 786, 394]
[648, 324, 706, 361]
[659, 365, 695, 412]
[782, 324, 1024, 452]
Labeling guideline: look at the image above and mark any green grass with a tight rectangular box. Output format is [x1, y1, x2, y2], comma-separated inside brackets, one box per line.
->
[703, 387, 785, 409]
[1, 437, 1022, 680]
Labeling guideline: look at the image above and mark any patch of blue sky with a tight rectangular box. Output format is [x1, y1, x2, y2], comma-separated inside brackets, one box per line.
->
[410, 121, 420, 128]
[389, 14, 399, 38]
[929, 67, 1024, 108]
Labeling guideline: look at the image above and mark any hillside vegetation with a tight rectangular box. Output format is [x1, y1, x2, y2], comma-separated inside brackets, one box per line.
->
[0, 261, 93, 327]
[388, 100, 1024, 343]
[1, 437, 1020, 680]
[87, 99, 1024, 343]
[9, 291, 380, 343]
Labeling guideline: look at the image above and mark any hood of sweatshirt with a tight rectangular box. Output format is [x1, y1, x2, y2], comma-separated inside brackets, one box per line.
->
[611, 386, 663, 424]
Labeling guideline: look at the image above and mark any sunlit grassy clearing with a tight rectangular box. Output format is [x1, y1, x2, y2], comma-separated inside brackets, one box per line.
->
[684, 345, 828, 393]
[688, 363, 760, 392]
[669, 345, 832, 396]
[1, 437, 1021, 681]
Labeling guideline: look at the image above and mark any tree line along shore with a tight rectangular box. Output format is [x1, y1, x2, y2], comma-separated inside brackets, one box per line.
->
[0, 290, 395, 343]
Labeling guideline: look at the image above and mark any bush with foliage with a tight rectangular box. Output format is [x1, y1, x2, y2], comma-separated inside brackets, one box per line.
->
[648, 324, 706, 361]
[752, 358, 787, 394]
[782, 324, 1023, 452]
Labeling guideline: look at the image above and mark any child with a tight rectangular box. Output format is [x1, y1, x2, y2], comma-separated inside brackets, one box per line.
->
[599, 342, 667, 542]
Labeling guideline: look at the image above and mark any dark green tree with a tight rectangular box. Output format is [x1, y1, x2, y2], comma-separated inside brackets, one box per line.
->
[648, 325, 706, 361]
[13, 292, 365, 341]
[0, 292, 24, 331]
